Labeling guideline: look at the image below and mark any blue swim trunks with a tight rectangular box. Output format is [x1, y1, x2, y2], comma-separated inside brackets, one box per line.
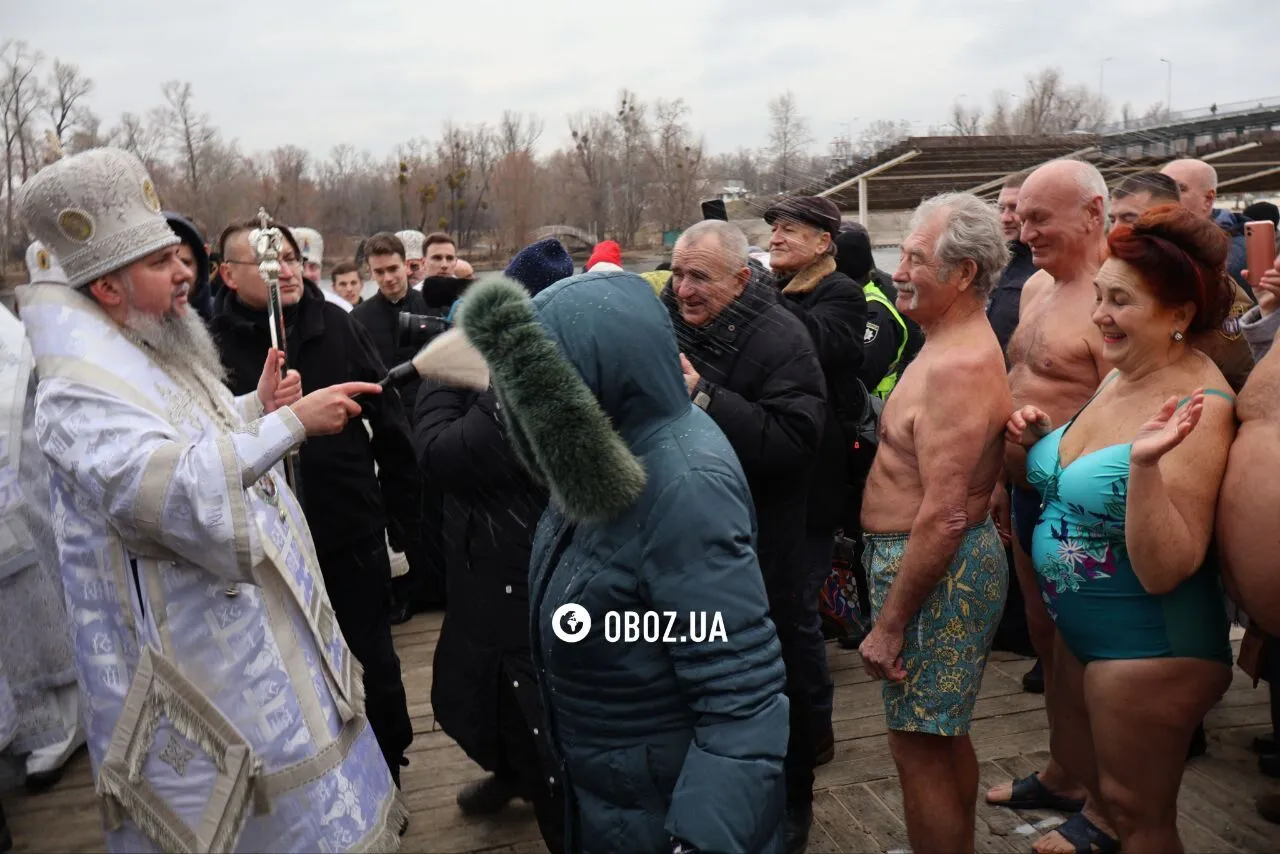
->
[864, 517, 1009, 736]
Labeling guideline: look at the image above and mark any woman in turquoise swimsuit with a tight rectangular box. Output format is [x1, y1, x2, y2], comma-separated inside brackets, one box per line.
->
[1007, 205, 1236, 854]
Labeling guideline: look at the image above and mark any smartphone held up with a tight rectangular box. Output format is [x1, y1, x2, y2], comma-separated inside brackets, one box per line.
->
[1245, 220, 1276, 292]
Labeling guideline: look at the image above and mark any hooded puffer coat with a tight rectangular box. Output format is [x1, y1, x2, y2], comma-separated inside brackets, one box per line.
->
[460, 271, 789, 854]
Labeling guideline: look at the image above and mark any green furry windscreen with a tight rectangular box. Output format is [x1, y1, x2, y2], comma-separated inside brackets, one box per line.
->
[458, 277, 646, 522]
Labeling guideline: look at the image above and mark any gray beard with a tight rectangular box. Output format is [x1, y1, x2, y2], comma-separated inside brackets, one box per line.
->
[123, 306, 228, 387]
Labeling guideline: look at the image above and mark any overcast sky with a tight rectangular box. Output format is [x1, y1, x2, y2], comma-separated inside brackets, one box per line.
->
[4, 0, 1278, 164]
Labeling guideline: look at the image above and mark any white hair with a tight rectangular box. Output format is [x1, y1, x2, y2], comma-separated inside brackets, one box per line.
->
[677, 220, 749, 266]
[909, 192, 1011, 300]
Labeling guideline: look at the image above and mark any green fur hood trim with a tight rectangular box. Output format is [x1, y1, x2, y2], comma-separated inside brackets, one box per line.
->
[458, 276, 647, 522]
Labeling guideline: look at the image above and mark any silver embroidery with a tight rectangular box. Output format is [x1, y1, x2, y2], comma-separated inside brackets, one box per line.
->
[157, 733, 195, 776]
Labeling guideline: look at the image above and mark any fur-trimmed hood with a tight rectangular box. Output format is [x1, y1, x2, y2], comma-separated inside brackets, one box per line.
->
[459, 270, 689, 522]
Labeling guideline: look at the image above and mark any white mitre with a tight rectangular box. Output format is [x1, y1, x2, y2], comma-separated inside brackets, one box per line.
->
[396, 230, 426, 260]
[16, 148, 178, 287]
[292, 227, 324, 266]
[24, 240, 69, 285]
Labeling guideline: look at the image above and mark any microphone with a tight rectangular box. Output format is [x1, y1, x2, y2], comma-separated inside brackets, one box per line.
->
[372, 328, 491, 395]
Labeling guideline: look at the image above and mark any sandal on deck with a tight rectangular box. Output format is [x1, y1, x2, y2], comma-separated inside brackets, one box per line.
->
[1049, 812, 1121, 853]
[988, 772, 1086, 812]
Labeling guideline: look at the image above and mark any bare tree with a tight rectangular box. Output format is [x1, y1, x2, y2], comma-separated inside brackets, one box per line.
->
[857, 119, 913, 157]
[497, 110, 543, 158]
[568, 110, 615, 241]
[648, 97, 705, 233]
[155, 80, 215, 194]
[767, 91, 813, 194]
[46, 59, 92, 146]
[613, 89, 649, 247]
[949, 103, 983, 136]
[269, 145, 310, 223]
[112, 111, 164, 173]
[2, 41, 46, 182]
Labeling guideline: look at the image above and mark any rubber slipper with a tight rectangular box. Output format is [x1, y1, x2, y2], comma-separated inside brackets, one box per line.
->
[1050, 811, 1121, 854]
[988, 772, 1086, 812]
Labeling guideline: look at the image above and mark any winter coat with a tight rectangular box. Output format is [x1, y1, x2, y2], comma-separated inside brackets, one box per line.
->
[412, 381, 553, 775]
[460, 271, 789, 854]
[662, 269, 826, 604]
[210, 281, 423, 557]
[775, 257, 867, 531]
[1213, 208, 1249, 296]
[987, 241, 1037, 354]
[350, 287, 434, 424]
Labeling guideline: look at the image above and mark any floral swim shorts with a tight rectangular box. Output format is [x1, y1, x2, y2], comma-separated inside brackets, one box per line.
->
[863, 517, 1008, 736]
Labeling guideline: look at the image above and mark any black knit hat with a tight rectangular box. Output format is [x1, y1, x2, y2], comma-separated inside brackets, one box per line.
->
[1243, 201, 1279, 226]
[835, 223, 874, 283]
[764, 196, 843, 239]
[505, 238, 574, 296]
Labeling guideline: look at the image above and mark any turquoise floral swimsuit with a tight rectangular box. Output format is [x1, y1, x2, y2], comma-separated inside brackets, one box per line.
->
[1025, 378, 1233, 666]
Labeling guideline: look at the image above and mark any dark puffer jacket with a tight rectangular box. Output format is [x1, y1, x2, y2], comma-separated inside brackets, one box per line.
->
[774, 257, 867, 531]
[461, 271, 789, 854]
[661, 268, 825, 599]
[412, 381, 552, 775]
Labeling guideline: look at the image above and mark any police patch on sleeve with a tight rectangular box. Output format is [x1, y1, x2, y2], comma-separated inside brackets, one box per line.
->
[864, 322, 880, 344]
[1220, 303, 1245, 340]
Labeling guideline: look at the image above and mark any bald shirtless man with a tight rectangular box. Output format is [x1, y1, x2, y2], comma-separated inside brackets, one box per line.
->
[859, 193, 1012, 854]
[1162, 158, 1249, 290]
[985, 160, 1114, 853]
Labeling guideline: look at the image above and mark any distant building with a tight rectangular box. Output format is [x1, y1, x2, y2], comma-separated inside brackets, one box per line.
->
[718, 180, 750, 202]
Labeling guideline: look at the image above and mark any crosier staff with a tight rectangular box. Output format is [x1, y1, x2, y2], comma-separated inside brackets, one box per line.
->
[250, 207, 304, 502]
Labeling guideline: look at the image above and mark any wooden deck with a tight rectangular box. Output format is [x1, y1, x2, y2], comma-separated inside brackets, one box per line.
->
[4, 614, 1279, 853]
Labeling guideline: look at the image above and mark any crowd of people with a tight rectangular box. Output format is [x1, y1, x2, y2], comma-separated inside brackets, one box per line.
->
[0, 142, 1278, 854]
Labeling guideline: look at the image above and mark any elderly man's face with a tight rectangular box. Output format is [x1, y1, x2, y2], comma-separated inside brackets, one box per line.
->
[768, 218, 830, 274]
[424, 241, 457, 278]
[672, 236, 750, 327]
[893, 210, 974, 324]
[1017, 174, 1100, 272]
[997, 187, 1022, 242]
[1162, 161, 1216, 219]
[406, 257, 425, 285]
[219, 231, 303, 310]
[119, 244, 195, 318]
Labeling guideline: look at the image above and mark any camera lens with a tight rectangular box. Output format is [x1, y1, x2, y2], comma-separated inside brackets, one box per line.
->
[397, 311, 448, 350]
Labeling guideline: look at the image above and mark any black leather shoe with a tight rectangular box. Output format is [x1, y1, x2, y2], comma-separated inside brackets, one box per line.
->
[456, 774, 526, 816]
[389, 601, 413, 626]
[814, 725, 835, 767]
[1, 802, 12, 853]
[1021, 659, 1044, 694]
[24, 765, 65, 794]
[785, 806, 812, 854]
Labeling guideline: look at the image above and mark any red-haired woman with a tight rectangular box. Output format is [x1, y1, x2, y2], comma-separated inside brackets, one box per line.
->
[1007, 205, 1235, 854]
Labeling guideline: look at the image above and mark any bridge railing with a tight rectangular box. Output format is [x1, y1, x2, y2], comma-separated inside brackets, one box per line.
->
[1098, 96, 1280, 136]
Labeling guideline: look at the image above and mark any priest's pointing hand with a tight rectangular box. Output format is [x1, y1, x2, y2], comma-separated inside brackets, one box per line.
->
[292, 382, 382, 436]
[258, 348, 303, 413]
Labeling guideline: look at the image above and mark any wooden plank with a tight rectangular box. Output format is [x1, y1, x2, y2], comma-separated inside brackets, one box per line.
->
[829, 783, 910, 853]
[808, 789, 881, 854]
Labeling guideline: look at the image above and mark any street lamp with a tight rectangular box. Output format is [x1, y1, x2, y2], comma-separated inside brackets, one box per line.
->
[1099, 57, 1114, 98]
[1160, 58, 1173, 113]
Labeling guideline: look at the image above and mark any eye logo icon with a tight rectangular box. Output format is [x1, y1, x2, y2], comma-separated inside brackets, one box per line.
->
[552, 604, 591, 643]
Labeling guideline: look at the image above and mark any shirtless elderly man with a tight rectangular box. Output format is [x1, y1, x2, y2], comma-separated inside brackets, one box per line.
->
[858, 192, 1011, 854]
[986, 159, 1113, 852]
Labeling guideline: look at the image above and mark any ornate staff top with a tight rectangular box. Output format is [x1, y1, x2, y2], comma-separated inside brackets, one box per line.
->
[250, 207, 283, 284]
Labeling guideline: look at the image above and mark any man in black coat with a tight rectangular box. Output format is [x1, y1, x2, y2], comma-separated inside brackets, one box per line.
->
[413, 237, 574, 852]
[351, 232, 448, 620]
[765, 196, 867, 782]
[210, 221, 416, 785]
[987, 173, 1038, 354]
[665, 220, 827, 854]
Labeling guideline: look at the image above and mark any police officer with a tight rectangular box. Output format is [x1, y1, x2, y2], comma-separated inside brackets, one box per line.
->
[834, 224, 918, 398]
